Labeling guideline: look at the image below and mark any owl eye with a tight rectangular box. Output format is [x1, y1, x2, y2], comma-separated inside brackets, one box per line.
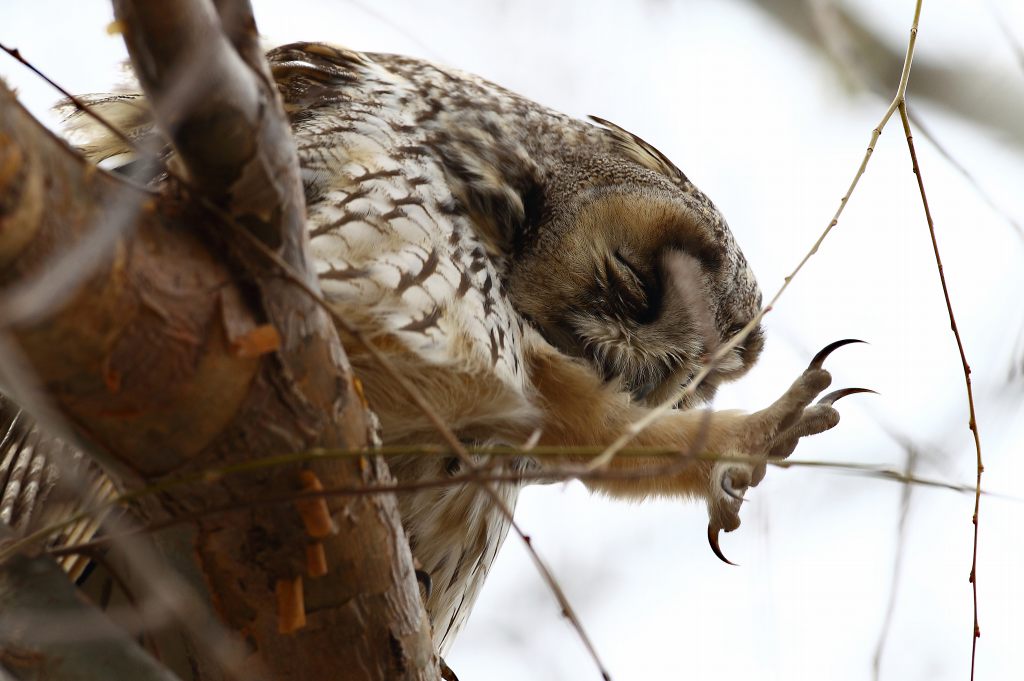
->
[604, 251, 653, 319]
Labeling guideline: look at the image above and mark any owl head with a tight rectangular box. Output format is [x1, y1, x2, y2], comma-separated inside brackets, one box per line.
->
[506, 119, 764, 407]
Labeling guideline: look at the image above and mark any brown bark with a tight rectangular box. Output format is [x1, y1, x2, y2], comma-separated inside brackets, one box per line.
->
[0, 1, 438, 679]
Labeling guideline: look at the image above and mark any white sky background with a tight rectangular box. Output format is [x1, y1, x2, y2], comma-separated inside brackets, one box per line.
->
[2, 1, 1023, 680]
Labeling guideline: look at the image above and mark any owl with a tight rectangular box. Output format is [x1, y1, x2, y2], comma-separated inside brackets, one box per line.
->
[15, 41, 860, 658]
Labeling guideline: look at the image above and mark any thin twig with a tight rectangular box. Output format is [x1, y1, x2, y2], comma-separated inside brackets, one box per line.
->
[804, 3, 1023, 242]
[27, 438, 1012, 565]
[592, 0, 925, 468]
[0, 42, 144, 159]
[45, 453, 1003, 561]
[897, 99, 985, 680]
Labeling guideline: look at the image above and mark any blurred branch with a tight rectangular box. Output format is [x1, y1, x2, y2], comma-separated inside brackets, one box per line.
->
[872, 446, 918, 681]
[113, 0, 307, 260]
[797, 0, 1023, 240]
[0, 524, 180, 681]
[0, 2, 437, 678]
[985, 0, 1024, 75]
[750, 0, 1024, 149]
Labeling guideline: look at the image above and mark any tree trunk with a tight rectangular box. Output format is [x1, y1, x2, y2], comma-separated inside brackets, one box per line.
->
[0, 1, 438, 679]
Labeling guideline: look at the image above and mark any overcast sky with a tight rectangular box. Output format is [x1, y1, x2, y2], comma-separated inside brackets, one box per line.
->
[2, 1, 1023, 680]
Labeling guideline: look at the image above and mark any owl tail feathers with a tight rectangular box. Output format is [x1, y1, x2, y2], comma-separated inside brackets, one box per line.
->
[57, 89, 155, 169]
[0, 392, 118, 582]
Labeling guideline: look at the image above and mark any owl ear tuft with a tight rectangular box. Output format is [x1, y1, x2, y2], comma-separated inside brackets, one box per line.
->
[429, 124, 545, 257]
[588, 115, 691, 189]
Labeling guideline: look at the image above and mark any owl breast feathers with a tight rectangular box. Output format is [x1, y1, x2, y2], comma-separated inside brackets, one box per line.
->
[66, 42, 856, 656]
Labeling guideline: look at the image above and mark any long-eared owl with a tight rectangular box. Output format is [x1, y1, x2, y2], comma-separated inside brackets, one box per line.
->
[53, 41, 853, 656]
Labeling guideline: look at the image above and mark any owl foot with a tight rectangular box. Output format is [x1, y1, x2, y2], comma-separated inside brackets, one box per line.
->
[706, 339, 874, 565]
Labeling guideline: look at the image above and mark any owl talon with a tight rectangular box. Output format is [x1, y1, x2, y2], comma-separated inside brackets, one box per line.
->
[707, 524, 738, 566]
[440, 656, 460, 681]
[707, 340, 870, 566]
[817, 387, 877, 405]
[808, 338, 866, 370]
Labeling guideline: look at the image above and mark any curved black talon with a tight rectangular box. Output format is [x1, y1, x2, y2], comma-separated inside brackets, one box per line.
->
[708, 524, 738, 566]
[808, 338, 867, 370]
[817, 387, 878, 405]
[440, 656, 461, 681]
[415, 568, 432, 600]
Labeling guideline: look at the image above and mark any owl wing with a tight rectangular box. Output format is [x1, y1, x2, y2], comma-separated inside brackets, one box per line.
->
[0, 394, 116, 581]
[269, 44, 530, 401]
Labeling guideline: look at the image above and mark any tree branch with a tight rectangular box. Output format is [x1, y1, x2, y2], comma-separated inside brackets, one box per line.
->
[0, 525, 181, 681]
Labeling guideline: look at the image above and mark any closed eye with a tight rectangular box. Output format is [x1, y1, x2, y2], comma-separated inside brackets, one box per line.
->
[613, 251, 642, 279]
[605, 251, 652, 319]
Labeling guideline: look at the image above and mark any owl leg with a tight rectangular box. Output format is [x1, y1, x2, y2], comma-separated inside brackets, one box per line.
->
[707, 340, 873, 564]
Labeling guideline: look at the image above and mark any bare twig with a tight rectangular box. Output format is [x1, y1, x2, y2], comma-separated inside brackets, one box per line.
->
[35, 447, 1011, 564]
[802, 4, 1024, 242]
[897, 99, 985, 680]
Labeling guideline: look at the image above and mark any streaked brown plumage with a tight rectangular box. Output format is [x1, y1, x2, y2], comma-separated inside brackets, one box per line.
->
[16, 41, 858, 656]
